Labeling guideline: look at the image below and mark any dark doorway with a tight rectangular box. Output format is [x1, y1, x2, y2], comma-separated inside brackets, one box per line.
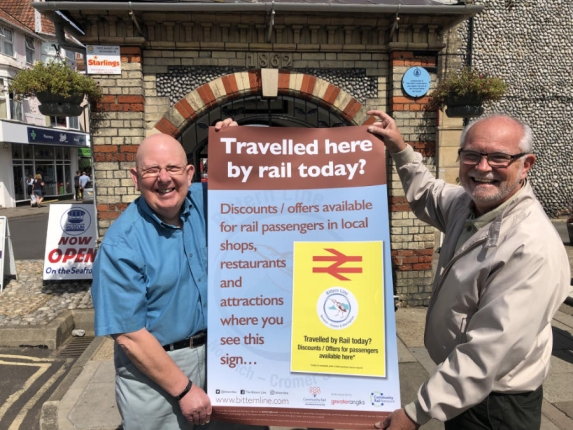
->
[178, 95, 350, 182]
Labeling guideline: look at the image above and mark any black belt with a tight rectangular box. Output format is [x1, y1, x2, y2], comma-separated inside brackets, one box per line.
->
[163, 331, 207, 351]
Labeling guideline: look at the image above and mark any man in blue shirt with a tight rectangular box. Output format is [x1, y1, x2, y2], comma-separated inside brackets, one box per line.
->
[79, 171, 90, 192]
[92, 120, 236, 429]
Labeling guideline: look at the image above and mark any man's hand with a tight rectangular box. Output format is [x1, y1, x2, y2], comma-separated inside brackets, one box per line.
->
[179, 383, 212, 426]
[214, 117, 238, 130]
[374, 409, 420, 430]
[367, 110, 407, 154]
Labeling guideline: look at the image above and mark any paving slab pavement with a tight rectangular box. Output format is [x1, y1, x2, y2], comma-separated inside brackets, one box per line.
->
[37, 305, 573, 430]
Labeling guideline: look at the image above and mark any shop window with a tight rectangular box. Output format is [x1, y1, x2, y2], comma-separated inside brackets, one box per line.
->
[25, 36, 35, 64]
[0, 27, 14, 57]
[35, 146, 54, 160]
[12, 144, 23, 160]
[23, 146, 32, 159]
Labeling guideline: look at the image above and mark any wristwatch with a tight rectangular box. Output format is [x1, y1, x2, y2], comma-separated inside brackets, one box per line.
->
[177, 379, 193, 401]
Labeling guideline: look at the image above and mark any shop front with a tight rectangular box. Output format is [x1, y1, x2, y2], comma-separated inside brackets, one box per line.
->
[0, 120, 88, 208]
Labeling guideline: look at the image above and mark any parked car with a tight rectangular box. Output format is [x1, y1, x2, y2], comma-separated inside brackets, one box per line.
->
[82, 181, 94, 203]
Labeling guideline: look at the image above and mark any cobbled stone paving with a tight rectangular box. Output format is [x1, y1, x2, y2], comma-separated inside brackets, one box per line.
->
[0, 260, 92, 327]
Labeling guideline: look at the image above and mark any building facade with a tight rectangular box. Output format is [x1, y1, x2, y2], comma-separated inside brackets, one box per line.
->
[36, 0, 547, 306]
[0, 0, 90, 208]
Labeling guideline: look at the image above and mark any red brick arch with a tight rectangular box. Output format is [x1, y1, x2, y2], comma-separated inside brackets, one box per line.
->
[152, 70, 377, 136]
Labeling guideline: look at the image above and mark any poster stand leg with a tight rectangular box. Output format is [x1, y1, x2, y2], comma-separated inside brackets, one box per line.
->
[0, 216, 18, 293]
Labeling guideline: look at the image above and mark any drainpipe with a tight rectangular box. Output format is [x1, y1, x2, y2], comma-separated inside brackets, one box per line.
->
[467, 16, 474, 68]
[53, 13, 86, 55]
[463, 16, 475, 126]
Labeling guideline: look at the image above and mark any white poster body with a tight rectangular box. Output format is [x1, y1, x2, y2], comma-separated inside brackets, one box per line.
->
[0, 216, 18, 292]
[206, 126, 400, 428]
[43, 205, 97, 280]
[86, 45, 121, 74]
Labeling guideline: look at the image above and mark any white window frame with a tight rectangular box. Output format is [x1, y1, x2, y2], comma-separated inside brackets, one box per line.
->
[50, 115, 80, 130]
[0, 27, 14, 57]
[25, 36, 35, 63]
[65, 49, 77, 70]
[0, 78, 7, 119]
[0, 78, 23, 121]
[10, 93, 23, 121]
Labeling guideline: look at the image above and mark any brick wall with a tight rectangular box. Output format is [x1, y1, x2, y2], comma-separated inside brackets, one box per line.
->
[388, 51, 437, 307]
[91, 47, 145, 234]
[83, 14, 452, 306]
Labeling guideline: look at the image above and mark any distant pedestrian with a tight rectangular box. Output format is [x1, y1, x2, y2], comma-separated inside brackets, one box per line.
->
[26, 175, 34, 207]
[32, 174, 45, 207]
[79, 171, 90, 198]
[74, 170, 81, 200]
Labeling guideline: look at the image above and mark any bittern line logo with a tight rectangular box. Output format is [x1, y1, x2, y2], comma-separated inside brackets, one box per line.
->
[312, 248, 362, 281]
[317, 288, 358, 330]
[312, 248, 361, 329]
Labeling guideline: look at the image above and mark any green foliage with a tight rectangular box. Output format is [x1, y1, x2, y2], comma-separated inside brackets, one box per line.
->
[426, 67, 507, 111]
[9, 60, 102, 102]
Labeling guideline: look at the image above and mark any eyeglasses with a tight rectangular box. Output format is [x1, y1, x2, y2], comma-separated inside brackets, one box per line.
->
[139, 165, 187, 179]
[457, 149, 528, 168]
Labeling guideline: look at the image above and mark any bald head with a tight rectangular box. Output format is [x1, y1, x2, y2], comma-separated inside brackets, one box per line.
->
[131, 133, 193, 226]
[136, 133, 187, 169]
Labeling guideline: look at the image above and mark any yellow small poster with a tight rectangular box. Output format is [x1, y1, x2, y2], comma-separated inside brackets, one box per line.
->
[291, 241, 385, 377]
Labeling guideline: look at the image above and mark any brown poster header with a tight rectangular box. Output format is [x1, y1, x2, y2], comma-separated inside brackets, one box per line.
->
[208, 126, 386, 190]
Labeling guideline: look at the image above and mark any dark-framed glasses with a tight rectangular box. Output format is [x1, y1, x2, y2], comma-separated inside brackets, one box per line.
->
[139, 165, 187, 179]
[457, 149, 529, 168]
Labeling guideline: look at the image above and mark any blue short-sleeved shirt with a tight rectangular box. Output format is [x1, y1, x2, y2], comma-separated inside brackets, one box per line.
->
[92, 182, 208, 346]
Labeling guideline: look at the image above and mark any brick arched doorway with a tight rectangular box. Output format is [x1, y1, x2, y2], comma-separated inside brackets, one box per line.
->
[152, 69, 376, 180]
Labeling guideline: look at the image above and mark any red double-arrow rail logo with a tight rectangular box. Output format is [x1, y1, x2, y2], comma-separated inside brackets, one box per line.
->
[312, 248, 363, 281]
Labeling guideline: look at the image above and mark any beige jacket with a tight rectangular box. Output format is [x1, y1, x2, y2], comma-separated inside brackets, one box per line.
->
[393, 146, 570, 424]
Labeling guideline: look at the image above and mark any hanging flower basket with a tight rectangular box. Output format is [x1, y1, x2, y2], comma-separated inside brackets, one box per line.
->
[9, 60, 102, 117]
[426, 67, 507, 118]
[444, 94, 484, 118]
[36, 91, 85, 116]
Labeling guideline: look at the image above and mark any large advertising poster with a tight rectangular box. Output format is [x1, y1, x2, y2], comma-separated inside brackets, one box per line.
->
[207, 126, 400, 428]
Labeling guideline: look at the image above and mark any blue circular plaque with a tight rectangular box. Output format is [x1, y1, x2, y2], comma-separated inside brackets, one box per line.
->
[402, 67, 431, 98]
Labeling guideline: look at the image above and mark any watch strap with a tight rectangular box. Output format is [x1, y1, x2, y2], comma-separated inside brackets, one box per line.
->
[177, 379, 193, 401]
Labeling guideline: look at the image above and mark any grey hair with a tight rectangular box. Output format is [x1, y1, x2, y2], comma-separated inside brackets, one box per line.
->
[459, 114, 533, 153]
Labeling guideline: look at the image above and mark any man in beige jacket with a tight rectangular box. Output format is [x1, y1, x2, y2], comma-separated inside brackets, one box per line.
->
[367, 111, 570, 430]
